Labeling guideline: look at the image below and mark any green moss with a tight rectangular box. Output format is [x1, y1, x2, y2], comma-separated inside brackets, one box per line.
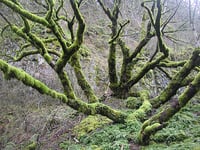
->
[73, 115, 112, 138]
[26, 141, 37, 150]
[2, 63, 11, 80]
[33, 80, 49, 94]
[57, 71, 76, 99]
[43, 53, 52, 63]
[109, 83, 119, 89]
[70, 53, 98, 103]
[142, 99, 200, 149]
[1, 0, 49, 26]
[11, 25, 28, 39]
[152, 129, 187, 143]
[68, 91, 76, 99]
[0, 59, 69, 104]
[80, 123, 131, 150]
[13, 68, 26, 81]
[59, 99, 200, 149]
[126, 91, 151, 122]
[126, 97, 142, 109]
[79, 45, 91, 57]
[24, 74, 35, 86]
[152, 49, 200, 108]
[59, 141, 102, 150]
[144, 123, 161, 133]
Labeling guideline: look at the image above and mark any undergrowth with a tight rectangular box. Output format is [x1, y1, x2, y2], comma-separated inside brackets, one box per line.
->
[60, 97, 200, 150]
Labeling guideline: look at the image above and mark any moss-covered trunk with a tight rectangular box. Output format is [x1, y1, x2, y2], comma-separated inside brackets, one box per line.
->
[108, 20, 119, 90]
[70, 53, 98, 103]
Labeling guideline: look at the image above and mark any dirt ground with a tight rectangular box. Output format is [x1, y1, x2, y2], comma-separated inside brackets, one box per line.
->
[0, 79, 86, 149]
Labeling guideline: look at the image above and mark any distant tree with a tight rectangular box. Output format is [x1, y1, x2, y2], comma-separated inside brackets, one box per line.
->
[0, 0, 200, 145]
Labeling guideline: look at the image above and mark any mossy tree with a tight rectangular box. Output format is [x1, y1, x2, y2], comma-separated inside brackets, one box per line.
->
[97, 0, 183, 98]
[0, 0, 200, 145]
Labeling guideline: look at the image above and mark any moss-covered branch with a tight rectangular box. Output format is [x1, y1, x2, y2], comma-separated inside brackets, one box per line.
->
[116, 14, 154, 96]
[108, 41, 118, 88]
[70, 53, 98, 103]
[139, 66, 200, 144]
[57, 70, 77, 99]
[161, 0, 181, 34]
[27, 33, 53, 63]
[0, 58, 127, 123]
[20, 38, 57, 51]
[158, 59, 187, 68]
[68, 0, 85, 50]
[1, 0, 97, 106]
[9, 13, 76, 99]
[14, 49, 61, 61]
[0, 58, 66, 100]
[126, 53, 167, 90]
[151, 48, 200, 108]
[50, 22, 69, 72]
[155, 0, 162, 36]
[55, 0, 85, 72]
[109, 20, 130, 44]
[55, 0, 64, 20]
[129, 22, 154, 61]
[141, 2, 155, 29]
[98, 0, 121, 89]
[8, 15, 54, 66]
[142, 0, 169, 56]
[45, 0, 55, 21]
[127, 91, 152, 122]
[14, 50, 39, 61]
[0, 0, 50, 27]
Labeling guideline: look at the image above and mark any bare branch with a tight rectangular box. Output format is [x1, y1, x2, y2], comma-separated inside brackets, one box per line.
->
[97, 0, 113, 20]
[109, 20, 130, 44]
[33, 0, 48, 9]
[161, 0, 182, 34]
[0, 12, 12, 26]
[157, 67, 172, 80]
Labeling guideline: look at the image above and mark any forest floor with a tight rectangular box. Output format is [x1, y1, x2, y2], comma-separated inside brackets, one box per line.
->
[0, 79, 200, 150]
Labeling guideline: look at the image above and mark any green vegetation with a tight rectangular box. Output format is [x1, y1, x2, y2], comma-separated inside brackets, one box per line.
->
[59, 98, 200, 150]
[73, 115, 112, 138]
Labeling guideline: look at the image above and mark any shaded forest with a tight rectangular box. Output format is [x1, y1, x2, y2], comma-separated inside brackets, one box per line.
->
[0, 0, 200, 149]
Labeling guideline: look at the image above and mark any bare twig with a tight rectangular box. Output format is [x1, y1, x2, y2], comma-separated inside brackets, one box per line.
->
[109, 20, 130, 44]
